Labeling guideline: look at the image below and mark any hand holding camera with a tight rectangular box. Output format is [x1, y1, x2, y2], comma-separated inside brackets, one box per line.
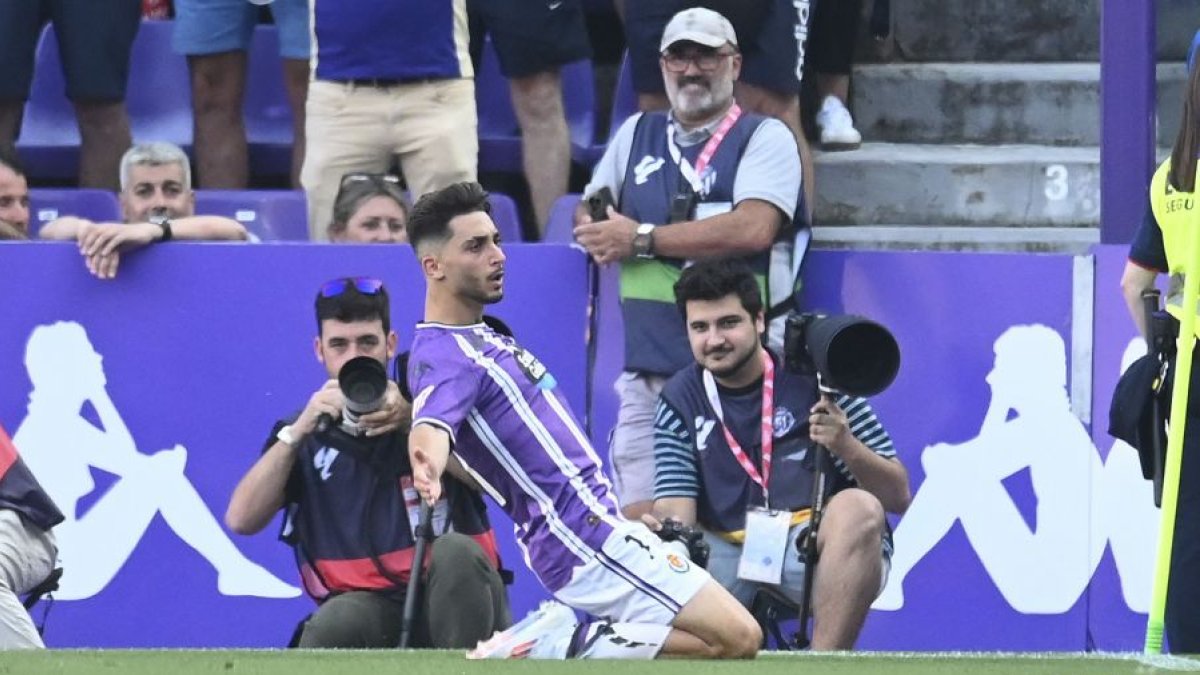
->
[355, 381, 411, 438]
[585, 187, 615, 223]
[808, 395, 851, 457]
[292, 379, 345, 441]
[650, 516, 710, 569]
[574, 189, 642, 266]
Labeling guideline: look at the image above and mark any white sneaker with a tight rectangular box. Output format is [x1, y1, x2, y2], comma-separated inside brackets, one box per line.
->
[816, 96, 862, 151]
[467, 600, 579, 659]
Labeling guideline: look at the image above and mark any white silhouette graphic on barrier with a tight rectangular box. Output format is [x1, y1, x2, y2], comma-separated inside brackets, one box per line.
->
[12, 321, 300, 600]
[1089, 338, 1160, 613]
[874, 324, 1102, 613]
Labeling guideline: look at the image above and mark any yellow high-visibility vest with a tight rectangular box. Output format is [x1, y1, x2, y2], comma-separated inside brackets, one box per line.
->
[1150, 159, 1200, 333]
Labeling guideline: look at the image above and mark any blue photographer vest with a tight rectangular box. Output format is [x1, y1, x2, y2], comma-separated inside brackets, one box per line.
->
[658, 352, 851, 534]
[268, 418, 497, 601]
[0, 424, 63, 531]
[618, 110, 785, 376]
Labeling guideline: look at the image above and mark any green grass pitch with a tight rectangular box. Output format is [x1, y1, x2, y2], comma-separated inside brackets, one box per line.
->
[3, 651, 1199, 675]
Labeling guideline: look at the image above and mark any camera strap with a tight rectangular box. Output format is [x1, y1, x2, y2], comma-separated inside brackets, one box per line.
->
[667, 103, 743, 196]
[702, 349, 775, 503]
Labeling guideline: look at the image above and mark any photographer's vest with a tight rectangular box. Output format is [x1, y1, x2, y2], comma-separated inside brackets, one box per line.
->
[659, 352, 851, 537]
[0, 424, 62, 532]
[618, 109, 799, 376]
[276, 421, 498, 601]
[1150, 158, 1200, 335]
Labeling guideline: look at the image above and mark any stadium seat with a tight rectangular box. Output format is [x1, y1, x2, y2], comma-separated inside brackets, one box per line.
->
[194, 189, 308, 241]
[18, 20, 192, 180]
[28, 189, 122, 238]
[584, 51, 636, 165]
[244, 25, 295, 178]
[475, 37, 596, 174]
[488, 191, 523, 243]
[544, 193, 581, 243]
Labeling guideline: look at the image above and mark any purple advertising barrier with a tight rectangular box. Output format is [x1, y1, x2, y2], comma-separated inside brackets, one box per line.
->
[583, 249, 1131, 650]
[803, 251, 1092, 650]
[1087, 244, 1162, 651]
[0, 242, 589, 647]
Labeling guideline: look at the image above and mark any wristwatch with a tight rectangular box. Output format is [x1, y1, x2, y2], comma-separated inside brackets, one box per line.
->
[149, 215, 173, 242]
[632, 223, 656, 259]
[276, 425, 298, 448]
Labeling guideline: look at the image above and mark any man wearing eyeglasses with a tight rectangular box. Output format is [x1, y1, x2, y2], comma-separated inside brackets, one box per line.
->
[226, 277, 510, 648]
[574, 8, 802, 521]
[38, 142, 248, 279]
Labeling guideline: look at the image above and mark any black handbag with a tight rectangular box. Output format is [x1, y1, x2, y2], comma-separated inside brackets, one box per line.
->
[1108, 352, 1169, 482]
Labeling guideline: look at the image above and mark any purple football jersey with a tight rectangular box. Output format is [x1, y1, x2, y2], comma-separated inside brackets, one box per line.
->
[408, 322, 624, 591]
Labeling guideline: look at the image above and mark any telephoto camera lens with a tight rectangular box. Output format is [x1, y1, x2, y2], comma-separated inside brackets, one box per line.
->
[338, 356, 389, 427]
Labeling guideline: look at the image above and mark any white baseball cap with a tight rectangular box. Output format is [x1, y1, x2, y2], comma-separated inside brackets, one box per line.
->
[659, 8, 738, 53]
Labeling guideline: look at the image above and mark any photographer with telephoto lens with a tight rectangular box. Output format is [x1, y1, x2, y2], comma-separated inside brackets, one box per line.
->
[649, 259, 910, 650]
[225, 277, 509, 648]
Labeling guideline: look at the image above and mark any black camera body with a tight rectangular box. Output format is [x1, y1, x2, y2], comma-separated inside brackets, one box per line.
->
[586, 187, 615, 222]
[656, 518, 710, 569]
[782, 311, 900, 398]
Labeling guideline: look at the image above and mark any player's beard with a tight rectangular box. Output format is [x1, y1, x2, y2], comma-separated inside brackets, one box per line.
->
[465, 273, 504, 306]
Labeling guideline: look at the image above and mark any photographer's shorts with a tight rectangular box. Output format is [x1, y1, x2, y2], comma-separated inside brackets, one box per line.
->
[609, 372, 667, 508]
[554, 520, 710, 626]
[624, 0, 809, 97]
[469, 0, 592, 79]
[702, 518, 891, 610]
[172, 0, 311, 60]
[0, 0, 141, 103]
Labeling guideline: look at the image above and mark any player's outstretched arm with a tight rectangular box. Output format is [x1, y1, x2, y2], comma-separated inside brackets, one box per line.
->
[410, 423, 451, 505]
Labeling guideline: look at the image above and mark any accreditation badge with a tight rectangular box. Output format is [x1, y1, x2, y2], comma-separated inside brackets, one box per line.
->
[737, 507, 791, 584]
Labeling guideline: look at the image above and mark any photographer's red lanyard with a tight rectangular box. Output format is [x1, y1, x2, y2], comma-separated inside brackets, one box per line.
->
[666, 103, 743, 196]
[702, 349, 775, 502]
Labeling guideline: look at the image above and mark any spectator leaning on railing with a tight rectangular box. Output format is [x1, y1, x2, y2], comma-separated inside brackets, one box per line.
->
[40, 142, 247, 279]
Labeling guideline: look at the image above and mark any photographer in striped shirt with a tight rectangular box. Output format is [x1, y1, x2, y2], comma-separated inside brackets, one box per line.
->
[651, 259, 910, 650]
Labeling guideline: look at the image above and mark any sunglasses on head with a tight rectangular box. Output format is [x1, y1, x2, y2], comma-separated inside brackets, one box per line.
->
[339, 172, 402, 188]
[319, 276, 384, 298]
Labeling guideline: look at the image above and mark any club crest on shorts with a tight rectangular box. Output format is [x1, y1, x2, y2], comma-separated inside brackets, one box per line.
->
[666, 553, 690, 573]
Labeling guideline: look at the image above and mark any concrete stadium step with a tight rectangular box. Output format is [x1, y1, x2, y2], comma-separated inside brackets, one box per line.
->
[811, 225, 1099, 253]
[852, 63, 1187, 147]
[882, 0, 1195, 62]
[812, 143, 1100, 228]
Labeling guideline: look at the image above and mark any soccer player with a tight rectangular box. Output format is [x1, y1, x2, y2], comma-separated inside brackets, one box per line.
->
[404, 181, 761, 660]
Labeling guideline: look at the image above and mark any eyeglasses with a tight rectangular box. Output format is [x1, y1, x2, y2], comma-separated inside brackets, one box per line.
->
[339, 172, 402, 189]
[319, 276, 384, 298]
[661, 49, 736, 73]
